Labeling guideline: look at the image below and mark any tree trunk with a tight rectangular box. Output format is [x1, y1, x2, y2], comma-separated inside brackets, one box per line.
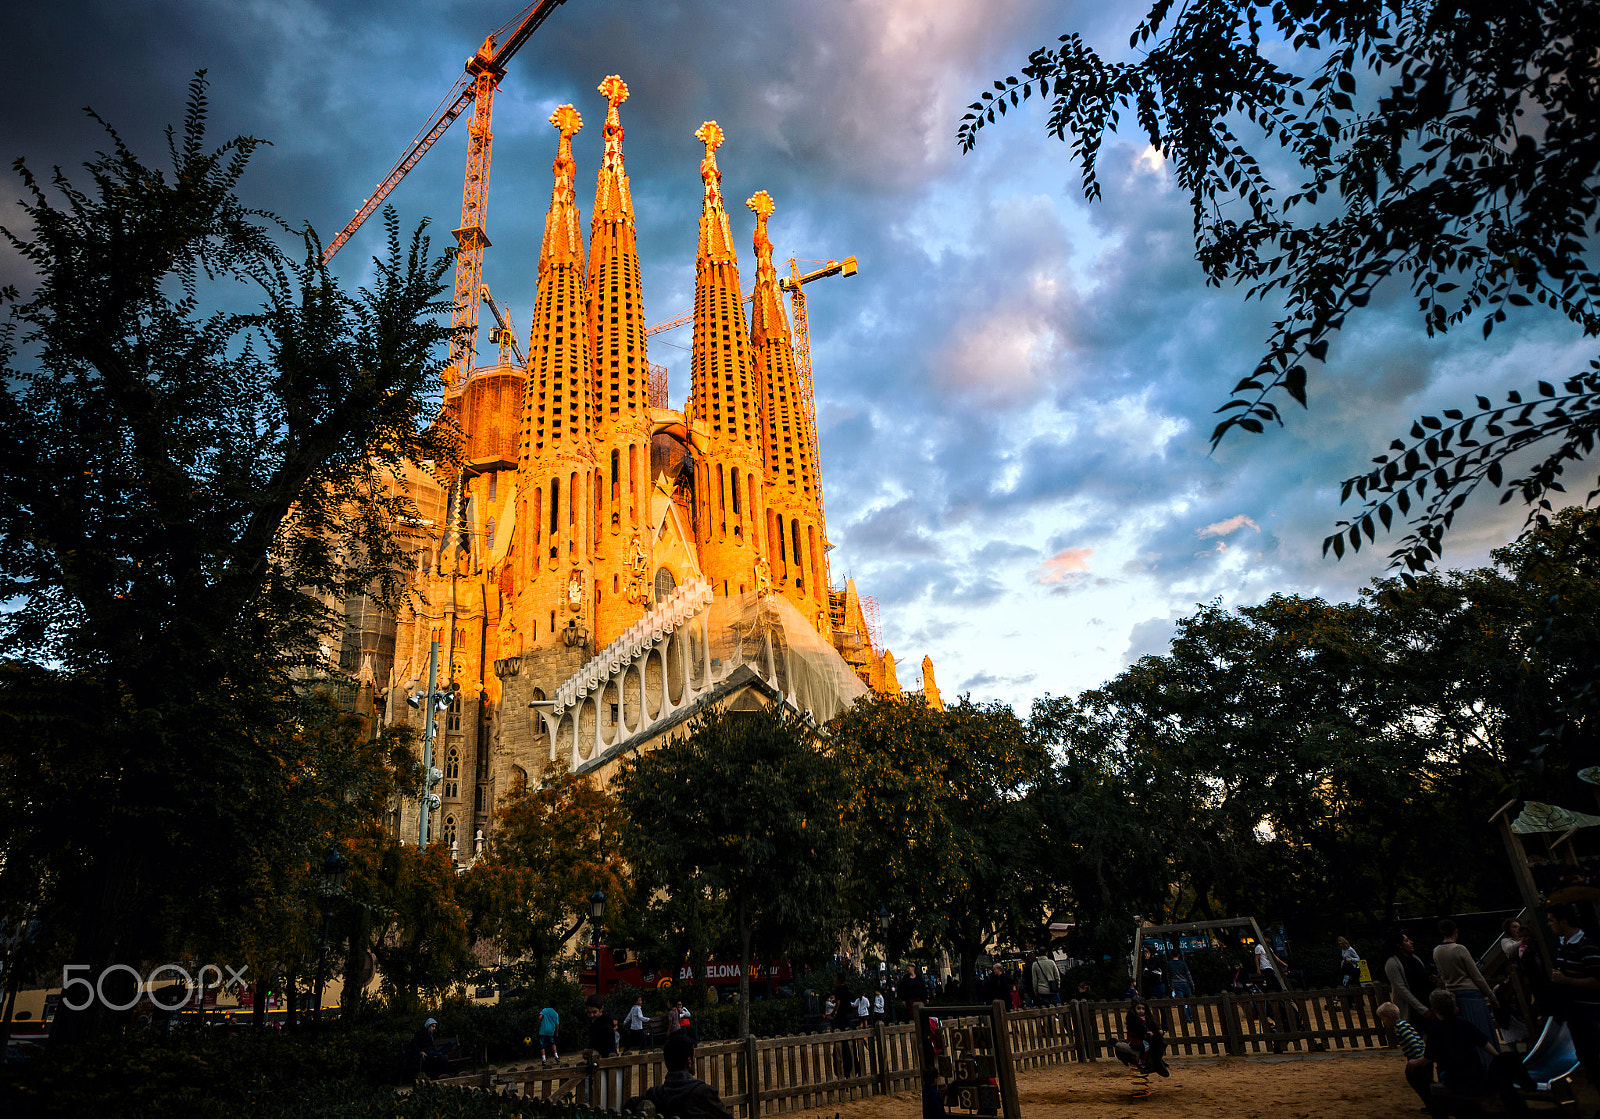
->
[737, 895, 751, 1039]
[285, 970, 298, 1031]
[341, 908, 372, 1027]
[251, 969, 266, 1031]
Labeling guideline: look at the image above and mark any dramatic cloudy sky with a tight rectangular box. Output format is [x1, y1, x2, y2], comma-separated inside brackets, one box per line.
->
[4, 0, 1581, 710]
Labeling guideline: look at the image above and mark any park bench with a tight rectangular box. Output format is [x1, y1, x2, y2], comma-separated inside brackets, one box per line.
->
[399, 1035, 475, 1083]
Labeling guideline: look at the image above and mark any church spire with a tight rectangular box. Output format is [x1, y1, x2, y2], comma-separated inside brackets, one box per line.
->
[587, 76, 652, 647]
[746, 190, 824, 623]
[520, 104, 592, 461]
[694, 121, 738, 266]
[588, 75, 647, 444]
[541, 104, 584, 268]
[690, 122, 765, 595]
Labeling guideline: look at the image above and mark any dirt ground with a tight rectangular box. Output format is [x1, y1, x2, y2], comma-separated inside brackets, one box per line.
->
[818, 1050, 1414, 1119]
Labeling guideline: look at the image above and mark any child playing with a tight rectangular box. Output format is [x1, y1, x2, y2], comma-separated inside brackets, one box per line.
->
[1125, 997, 1170, 1077]
[538, 1002, 561, 1065]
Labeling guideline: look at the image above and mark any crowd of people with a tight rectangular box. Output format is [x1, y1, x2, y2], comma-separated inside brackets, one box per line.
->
[1372, 904, 1600, 1117]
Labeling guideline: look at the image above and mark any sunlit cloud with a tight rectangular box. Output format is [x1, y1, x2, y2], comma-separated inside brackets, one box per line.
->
[1198, 514, 1260, 538]
[1032, 546, 1093, 585]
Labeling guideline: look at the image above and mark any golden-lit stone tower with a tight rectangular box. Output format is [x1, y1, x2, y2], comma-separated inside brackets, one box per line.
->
[380, 85, 918, 856]
[747, 190, 827, 628]
[689, 122, 767, 598]
[519, 103, 597, 656]
[587, 77, 653, 648]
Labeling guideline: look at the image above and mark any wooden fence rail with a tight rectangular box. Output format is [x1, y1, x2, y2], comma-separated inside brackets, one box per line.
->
[443, 987, 1391, 1115]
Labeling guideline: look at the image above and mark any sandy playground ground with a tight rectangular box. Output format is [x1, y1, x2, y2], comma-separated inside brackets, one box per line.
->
[818, 1050, 1414, 1119]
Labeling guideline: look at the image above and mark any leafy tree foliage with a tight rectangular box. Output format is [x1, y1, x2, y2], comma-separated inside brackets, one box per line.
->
[962, 1, 1600, 572]
[613, 704, 853, 1037]
[461, 773, 632, 974]
[0, 75, 456, 1039]
[1027, 512, 1600, 951]
[830, 694, 1050, 998]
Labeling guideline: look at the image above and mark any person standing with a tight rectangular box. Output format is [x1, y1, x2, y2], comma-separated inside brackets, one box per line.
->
[1166, 950, 1195, 1022]
[982, 963, 1013, 1006]
[623, 995, 648, 1051]
[832, 980, 858, 1078]
[1384, 932, 1434, 1027]
[872, 988, 886, 1025]
[1547, 902, 1600, 1082]
[1433, 919, 1498, 1045]
[1338, 936, 1363, 987]
[901, 966, 927, 1020]
[1253, 938, 1286, 991]
[1029, 952, 1061, 1007]
[584, 994, 620, 1109]
[1142, 947, 1168, 999]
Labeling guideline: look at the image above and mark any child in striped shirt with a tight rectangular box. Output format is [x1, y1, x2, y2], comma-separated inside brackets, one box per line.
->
[1378, 1001, 1433, 1108]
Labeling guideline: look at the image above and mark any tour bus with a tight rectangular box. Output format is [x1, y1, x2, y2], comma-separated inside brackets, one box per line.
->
[580, 945, 793, 996]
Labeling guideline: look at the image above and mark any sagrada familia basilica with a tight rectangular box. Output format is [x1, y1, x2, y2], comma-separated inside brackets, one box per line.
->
[339, 78, 940, 857]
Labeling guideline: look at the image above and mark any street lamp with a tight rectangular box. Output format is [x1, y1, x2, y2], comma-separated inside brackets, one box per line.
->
[877, 902, 892, 975]
[312, 844, 348, 1030]
[590, 888, 607, 947]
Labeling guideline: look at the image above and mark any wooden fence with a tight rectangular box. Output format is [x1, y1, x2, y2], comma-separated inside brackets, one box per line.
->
[443, 987, 1391, 1115]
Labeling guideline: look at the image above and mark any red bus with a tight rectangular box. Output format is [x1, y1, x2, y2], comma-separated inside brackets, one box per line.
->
[581, 946, 793, 996]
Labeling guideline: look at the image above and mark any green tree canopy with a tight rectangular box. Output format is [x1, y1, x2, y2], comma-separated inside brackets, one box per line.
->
[831, 694, 1050, 998]
[461, 772, 632, 974]
[962, 1, 1600, 572]
[613, 704, 853, 1038]
[0, 75, 456, 1039]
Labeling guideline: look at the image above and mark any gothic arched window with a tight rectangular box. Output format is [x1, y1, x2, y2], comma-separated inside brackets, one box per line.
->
[445, 746, 460, 799]
[654, 567, 676, 603]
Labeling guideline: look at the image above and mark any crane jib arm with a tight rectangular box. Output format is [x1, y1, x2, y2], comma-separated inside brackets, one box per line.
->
[321, 0, 571, 263]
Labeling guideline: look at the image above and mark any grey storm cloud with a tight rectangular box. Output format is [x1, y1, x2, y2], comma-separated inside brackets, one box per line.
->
[2, 0, 1573, 708]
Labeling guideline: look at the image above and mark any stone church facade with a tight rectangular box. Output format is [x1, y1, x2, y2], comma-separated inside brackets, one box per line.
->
[335, 78, 935, 859]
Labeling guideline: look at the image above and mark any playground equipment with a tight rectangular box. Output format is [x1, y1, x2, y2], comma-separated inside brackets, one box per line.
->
[914, 1003, 1021, 1119]
[1114, 1041, 1154, 1098]
[1131, 916, 1273, 992]
[1523, 1017, 1581, 1093]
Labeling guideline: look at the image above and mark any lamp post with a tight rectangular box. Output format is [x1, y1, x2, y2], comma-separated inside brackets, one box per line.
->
[589, 889, 607, 993]
[877, 902, 892, 982]
[406, 641, 457, 849]
[312, 844, 348, 1030]
[590, 889, 607, 949]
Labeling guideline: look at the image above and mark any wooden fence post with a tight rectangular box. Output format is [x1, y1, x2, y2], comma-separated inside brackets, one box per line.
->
[1221, 993, 1243, 1056]
[989, 1000, 1022, 1119]
[873, 1022, 891, 1096]
[1073, 1000, 1096, 1062]
[744, 1035, 760, 1119]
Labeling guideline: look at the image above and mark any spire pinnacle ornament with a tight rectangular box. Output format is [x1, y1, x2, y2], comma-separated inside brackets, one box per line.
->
[598, 76, 628, 172]
[548, 104, 582, 207]
[696, 121, 725, 209]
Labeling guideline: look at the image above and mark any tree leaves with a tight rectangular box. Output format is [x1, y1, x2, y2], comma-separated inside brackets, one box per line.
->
[963, 1, 1600, 569]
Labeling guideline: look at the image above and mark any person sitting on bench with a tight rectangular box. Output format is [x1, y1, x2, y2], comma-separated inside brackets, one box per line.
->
[626, 1032, 735, 1119]
[404, 1017, 457, 1081]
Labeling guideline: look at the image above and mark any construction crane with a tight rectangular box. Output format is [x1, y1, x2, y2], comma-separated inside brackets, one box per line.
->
[320, 0, 571, 389]
[479, 284, 524, 367]
[780, 256, 856, 600]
